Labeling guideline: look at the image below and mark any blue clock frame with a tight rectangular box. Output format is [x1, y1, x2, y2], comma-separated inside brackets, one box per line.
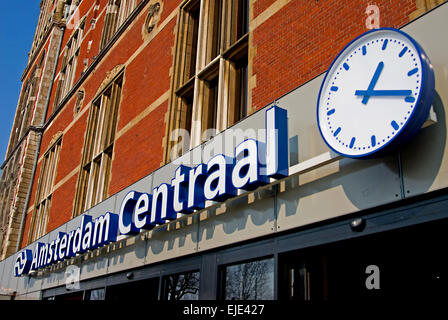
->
[316, 27, 435, 159]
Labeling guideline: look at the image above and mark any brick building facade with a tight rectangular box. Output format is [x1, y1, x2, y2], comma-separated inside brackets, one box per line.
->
[0, 0, 447, 300]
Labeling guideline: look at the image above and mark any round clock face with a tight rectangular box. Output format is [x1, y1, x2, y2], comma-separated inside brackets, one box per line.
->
[317, 28, 435, 158]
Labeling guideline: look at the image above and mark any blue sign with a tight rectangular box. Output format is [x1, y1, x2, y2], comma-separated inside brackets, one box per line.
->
[14, 212, 118, 277]
[14, 106, 289, 277]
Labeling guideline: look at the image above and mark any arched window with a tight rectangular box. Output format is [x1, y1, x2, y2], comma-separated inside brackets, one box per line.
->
[54, 21, 85, 106]
[73, 73, 123, 216]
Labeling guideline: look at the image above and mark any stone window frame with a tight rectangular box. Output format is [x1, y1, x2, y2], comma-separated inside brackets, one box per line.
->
[99, 0, 138, 50]
[29, 0, 56, 58]
[7, 53, 45, 157]
[166, 0, 250, 162]
[63, 0, 81, 20]
[28, 136, 63, 244]
[54, 19, 85, 107]
[72, 72, 123, 217]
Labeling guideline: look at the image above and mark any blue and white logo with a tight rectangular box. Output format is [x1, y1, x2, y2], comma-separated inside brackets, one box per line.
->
[317, 28, 435, 158]
[14, 106, 289, 277]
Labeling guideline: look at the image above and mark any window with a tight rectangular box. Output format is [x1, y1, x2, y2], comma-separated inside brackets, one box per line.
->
[220, 257, 275, 300]
[85, 288, 106, 300]
[73, 75, 122, 216]
[279, 250, 326, 301]
[0, 187, 11, 250]
[9, 54, 43, 152]
[167, 0, 250, 161]
[162, 271, 200, 300]
[117, 0, 138, 26]
[14, 79, 34, 143]
[30, 0, 57, 57]
[28, 138, 62, 243]
[63, 0, 81, 20]
[54, 21, 85, 106]
[227, 58, 248, 127]
[100, 0, 138, 50]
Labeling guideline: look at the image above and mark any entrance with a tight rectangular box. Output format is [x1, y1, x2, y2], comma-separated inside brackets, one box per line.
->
[279, 218, 448, 300]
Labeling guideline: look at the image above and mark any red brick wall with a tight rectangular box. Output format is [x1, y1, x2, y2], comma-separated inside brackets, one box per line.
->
[251, 0, 417, 110]
[110, 101, 168, 194]
[254, 0, 277, 17]
[110, 20, 176, 194]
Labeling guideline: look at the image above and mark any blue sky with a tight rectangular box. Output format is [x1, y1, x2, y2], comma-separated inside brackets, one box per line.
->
[0, 2, 40, 169]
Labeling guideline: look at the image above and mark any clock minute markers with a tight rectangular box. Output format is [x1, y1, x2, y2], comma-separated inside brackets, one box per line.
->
[408, 68, 418, 76]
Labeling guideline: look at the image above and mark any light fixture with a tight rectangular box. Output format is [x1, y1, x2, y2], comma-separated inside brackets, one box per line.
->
[350, 218, 366, 232]
[126, 272, 134, 280]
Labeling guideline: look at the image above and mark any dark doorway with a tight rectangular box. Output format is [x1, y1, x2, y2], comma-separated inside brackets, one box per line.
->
[279, 218, 448, 300]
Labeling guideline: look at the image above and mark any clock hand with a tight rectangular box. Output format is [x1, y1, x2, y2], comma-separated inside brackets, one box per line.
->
[355, 89, 413, 96]
[361, 61, 384, 104]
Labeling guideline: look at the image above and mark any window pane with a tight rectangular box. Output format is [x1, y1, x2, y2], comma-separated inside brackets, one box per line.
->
[172, 84, 194, 159]
[100, 89, 113, 151]
[74, 164, 89, 216]
[37, 155, 49, 202]
[232, 0, 249, 43]
[224, 258, 275, 300]
[202, 76, 219, 138]
[44, 148, 56, 197]
[181, 94, 194, 136]
[31, 204, 42, 242]
[103, 80, 122, 147]
[164, 271, 200, 300]
[207, 0, 223, 62]
[93, 95, 108, 156]
[87, 159, 101, 209]
[229, 57, 248, 126]
[100, 0, 121, 49]
[41, 198, 51, 237]
[86, 288, 106, 301]
[83, 104, 100, 164]
[280, 255, 324, 301]
[96, 150, 112, 205]
[183, 2, 200, 81]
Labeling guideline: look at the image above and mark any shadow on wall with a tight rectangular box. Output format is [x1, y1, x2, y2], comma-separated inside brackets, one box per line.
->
[279, 91, 446, 222]
[198, 187, 276, 242]
[399, 91, 446, 195]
